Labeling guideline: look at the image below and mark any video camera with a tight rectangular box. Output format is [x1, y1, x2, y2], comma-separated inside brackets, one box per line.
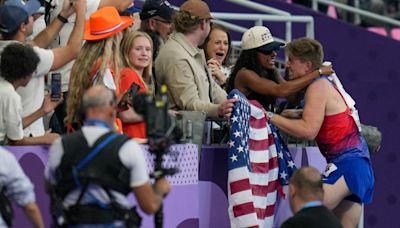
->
[131, 84, 182, 149]
[131, 83, 181, 228]
[127, 83, 181, 177]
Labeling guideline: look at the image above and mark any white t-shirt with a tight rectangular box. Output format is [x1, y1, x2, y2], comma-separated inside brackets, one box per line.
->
[0, 41, 54, 137]
[27, 14, 47, 41]
[16, 46, 54, 137]
[0, 78, 24, 143]
[48, 0, 101, 92]
[45, 125, 149, 208]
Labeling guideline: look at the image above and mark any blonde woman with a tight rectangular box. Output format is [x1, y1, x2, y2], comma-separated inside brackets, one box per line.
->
[66, 7, 133, 131]
[118, 31, 154, 140]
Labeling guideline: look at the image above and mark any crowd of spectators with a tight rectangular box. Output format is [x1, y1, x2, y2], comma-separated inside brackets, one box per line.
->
[0, 0, 375, 227]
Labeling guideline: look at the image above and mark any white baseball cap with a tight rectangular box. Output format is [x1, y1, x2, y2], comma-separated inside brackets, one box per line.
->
[241, 26, 285, 51]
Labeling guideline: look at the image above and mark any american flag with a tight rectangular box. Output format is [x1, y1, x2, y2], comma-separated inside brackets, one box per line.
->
[227, 89, 297, 228]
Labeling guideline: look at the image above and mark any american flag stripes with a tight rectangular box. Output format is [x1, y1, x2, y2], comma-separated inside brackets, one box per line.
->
[227, 89, 297, 228]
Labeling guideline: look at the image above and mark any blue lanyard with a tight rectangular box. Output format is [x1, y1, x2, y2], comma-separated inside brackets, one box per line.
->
[302, 200, 323, 210]
[84, 119, 111, 129]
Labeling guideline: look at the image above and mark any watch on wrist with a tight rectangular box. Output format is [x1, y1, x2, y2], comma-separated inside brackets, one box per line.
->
[267, 111, 274, 119]
[318, 68, 323, 75]
[57, 14, 68, 23]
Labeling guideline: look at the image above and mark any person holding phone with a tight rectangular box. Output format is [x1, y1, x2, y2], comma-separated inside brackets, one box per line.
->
[119, 31, 155, 140]
[50, 73, 62, 101]
[0, 0, 86, 138]
[0, 43, 60, 145]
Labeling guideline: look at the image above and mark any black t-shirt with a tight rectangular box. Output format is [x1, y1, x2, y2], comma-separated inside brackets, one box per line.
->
[281, 206, 342, 228]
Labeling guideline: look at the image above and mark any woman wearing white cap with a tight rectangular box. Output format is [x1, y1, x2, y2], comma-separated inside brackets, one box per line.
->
[227, 26, 333, 112]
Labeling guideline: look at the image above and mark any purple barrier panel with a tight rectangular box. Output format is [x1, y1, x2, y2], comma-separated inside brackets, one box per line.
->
[273, 185, 292, 228]
[5, 144, 199, 228]
[199, 145, 228, 196]
[199, 181, 230, 228]
[199, 145, 327, 227]
[305, 147, 328, 173]
[288, 147, 303, 168]
[4, 146, 51, 228]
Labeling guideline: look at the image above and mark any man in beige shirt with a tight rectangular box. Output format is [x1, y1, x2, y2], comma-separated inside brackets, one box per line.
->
[155, 0, 236, 118]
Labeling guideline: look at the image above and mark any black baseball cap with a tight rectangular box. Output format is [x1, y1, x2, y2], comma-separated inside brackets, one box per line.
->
[139, 0, 175, 21]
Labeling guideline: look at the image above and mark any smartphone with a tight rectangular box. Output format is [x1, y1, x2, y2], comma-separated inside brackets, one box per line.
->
[51, 73, 61, 101]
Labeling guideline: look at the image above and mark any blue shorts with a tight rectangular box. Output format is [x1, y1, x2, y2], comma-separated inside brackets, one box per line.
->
[323, 156, 374, 204]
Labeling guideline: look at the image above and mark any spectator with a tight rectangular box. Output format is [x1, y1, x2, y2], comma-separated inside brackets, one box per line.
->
[46, 0, 134, 134]
[140, 0, 175, 42]
[119, 31, 154, 140]
[155, 0, 236, 118]
[360, 0, 386, 27]
[226, 26, 333, 111]
[45, 85, 170, 227]
[26, 0, 46, 40]
[281, 166, 342, 228]
[0, 43, 59, 145]
[66, 6, 134, 131]
[0, 146, 44, 228]
[0, 0, 86, 138]
[201, 24, 232, 88]
[269, 37, 374, 227]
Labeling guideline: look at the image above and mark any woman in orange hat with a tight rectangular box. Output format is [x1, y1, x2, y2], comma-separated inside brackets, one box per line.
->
[118, 31, 154, 141]
[66, 6, 134, 131]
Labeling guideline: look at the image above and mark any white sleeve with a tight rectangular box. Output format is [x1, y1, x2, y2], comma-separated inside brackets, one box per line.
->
[119, 140, 150, 188]
[4, 92, 23, 141]
[44, 138, 64, 184]
[0, 148, 35, 206]
[32, 46, 54, 78]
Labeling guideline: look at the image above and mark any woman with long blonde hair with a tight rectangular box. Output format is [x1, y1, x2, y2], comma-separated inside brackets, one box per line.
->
[66, 7, 133, 130]
[118, 31, 154, 140]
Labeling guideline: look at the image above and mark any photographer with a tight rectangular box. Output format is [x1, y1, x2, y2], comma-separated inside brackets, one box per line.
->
[45, 85, 170, 228]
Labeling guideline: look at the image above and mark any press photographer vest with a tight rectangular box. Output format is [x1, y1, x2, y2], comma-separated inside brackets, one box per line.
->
[55, 131, 131, 199]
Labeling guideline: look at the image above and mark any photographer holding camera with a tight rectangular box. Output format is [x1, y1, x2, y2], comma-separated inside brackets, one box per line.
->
[45, 85, 170, 228]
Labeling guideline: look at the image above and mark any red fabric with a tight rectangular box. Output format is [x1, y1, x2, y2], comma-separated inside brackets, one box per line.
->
[315, 108, 359, 157]
[119, 68, 147, 139]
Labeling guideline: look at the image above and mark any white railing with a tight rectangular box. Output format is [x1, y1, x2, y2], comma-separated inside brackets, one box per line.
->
[312, 0, 400, 27]
[212, 12, 315, 43]
[224, 0, 293, 43]
[135, 0, 315, 48]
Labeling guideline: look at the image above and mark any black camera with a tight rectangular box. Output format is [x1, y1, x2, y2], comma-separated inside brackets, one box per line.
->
[132, 85, 182, 151]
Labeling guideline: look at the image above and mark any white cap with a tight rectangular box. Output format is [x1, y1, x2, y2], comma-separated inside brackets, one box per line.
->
[241, 26, 285, 51]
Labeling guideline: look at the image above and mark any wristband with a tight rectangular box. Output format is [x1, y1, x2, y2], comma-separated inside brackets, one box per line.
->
[57, 14, 68, 23]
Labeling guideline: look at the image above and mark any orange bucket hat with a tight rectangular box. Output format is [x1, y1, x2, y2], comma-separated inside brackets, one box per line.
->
[84, 6, 134, 41]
